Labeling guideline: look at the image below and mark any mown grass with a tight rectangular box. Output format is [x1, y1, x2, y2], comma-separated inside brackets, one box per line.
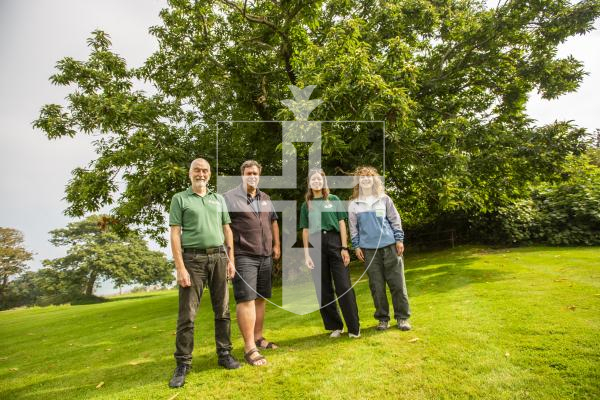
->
[1, 246, 599, 399]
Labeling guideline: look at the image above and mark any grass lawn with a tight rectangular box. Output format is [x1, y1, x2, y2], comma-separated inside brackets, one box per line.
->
[1, 246, 599, 399]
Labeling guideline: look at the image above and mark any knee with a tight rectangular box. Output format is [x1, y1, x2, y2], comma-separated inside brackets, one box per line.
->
[214, 306, 231, 320]
[177, 315, 196, 330]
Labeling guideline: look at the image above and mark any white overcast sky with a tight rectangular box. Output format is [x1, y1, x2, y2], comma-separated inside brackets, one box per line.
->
[0, 1, 598, 293]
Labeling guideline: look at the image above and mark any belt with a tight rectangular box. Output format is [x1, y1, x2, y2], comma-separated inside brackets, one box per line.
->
[183, 246, 225, 254]
[309, 229, 338, 236]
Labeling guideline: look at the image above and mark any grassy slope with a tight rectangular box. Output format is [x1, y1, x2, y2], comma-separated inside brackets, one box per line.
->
[0, 246, 598, 400]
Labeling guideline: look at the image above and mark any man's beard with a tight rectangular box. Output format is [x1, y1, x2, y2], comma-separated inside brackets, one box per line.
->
[192, 178, 207, 188]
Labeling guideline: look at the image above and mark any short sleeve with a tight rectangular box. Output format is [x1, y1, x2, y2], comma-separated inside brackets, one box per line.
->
[270, 201, 278, 221]
[219, 195, 231, 225]
[169, 194, 183, 226]
[298, 202, 309, 229]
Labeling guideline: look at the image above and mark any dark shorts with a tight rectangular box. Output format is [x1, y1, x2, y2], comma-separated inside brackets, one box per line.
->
[232, 255, 273, 303]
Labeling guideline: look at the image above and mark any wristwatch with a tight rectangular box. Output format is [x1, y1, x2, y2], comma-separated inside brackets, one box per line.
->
[341, 247, 349, 251]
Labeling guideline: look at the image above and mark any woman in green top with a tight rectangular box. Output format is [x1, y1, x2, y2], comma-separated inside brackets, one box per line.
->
[300, 169, 360, 338]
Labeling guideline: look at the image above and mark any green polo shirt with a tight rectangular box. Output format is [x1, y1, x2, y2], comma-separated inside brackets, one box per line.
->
[169, 187, 231, 249]
[299, 194, 347, 234]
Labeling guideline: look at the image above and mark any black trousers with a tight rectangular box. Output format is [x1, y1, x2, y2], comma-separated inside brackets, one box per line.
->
[310, 231, 360, 335]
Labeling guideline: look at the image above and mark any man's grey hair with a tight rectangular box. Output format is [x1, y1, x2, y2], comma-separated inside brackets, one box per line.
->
[190, 158, 210, 171]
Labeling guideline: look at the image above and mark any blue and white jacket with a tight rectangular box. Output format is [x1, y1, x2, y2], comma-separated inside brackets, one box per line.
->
[348, 194, 404, 249]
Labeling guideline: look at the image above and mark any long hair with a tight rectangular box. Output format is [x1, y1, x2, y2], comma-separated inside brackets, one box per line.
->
[350, 166, 384, 200]
[305, 168, 330, 209]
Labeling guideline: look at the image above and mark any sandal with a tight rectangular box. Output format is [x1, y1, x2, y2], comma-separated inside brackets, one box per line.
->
[255, 337, 278, 350]
[244, 348, 267, 366]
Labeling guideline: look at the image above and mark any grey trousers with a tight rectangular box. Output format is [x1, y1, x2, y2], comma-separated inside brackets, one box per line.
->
[174, 251, 233, 366]
[364, 244, 411, 322]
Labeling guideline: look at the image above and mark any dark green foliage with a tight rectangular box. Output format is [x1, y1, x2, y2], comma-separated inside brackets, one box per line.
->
[32, 1, 600, 243]
[475, 154, 600, 245]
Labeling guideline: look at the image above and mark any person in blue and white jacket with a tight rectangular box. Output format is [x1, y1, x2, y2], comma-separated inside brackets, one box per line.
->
[348, 166, 411, 331]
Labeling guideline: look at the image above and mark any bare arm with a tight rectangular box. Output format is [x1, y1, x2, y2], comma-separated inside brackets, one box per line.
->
[339, 220, 350, 266]
[222, 224, 235, 278]
[339, 219, 348, 248]
[302, 228, 310, 258]
[272, 220, 281, 260]
[170, 226, 191, 287]
[302, 228, 314, 269]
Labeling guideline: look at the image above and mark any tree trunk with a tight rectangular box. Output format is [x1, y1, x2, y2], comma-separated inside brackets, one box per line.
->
[85, 271, 97, 296]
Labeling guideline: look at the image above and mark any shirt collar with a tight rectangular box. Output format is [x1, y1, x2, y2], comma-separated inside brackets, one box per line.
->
[355, 194, 381, 204]
[237, 184, 261, 202]
[186, 186, 213, 197]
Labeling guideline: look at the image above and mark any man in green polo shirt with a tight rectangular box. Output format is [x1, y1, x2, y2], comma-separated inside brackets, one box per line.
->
[167, 158, 240, 389]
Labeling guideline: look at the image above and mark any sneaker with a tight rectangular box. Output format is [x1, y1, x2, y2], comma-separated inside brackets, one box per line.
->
[217, 352, 241, 369]
[329, 329, 344, 338]
[376, 320, 389, 331]
[397, 319, 412, 331]
[348, 328, 361, 339]
[168, 364, 190, 388]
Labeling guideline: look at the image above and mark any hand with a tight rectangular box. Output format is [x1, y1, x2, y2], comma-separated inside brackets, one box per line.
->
[341, 249, 350, 267]
[305, 256, 315, 270]
[227, 261, 236, 280]
[396, 241, 404, 256]
[355, 248, 365, 262]
[177, 268, 191, 287]
[272, 245, 281, 261]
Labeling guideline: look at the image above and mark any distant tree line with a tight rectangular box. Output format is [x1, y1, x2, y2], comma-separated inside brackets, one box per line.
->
[0, 216, 174, 310]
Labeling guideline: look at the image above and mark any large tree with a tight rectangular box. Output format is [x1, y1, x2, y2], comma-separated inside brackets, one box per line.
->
[0, 228, 33, 304]
[43, 216, 173, 296]
[33, 0, 599, 242]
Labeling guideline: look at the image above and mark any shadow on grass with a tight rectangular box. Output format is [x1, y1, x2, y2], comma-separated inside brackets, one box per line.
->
[0, 345, 222, 400]
[408, 253, 510, 295]
[1, 328, 346, 400]
[345, 249, 511, 298]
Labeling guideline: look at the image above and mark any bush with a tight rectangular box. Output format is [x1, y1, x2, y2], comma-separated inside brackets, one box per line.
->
[496, 199, 539, 243]
[493, 154, 600, 245]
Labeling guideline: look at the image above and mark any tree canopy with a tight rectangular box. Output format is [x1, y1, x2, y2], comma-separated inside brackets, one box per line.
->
[33, 0, 600, 243]
[43, 215, 174, 296]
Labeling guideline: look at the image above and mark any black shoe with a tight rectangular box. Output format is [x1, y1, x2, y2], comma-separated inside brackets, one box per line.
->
[169, 364, 191, 388]
[218, 352, 241, 369]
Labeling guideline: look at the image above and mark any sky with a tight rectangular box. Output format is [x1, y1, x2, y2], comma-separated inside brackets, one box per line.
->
[0, 1, 598, 294]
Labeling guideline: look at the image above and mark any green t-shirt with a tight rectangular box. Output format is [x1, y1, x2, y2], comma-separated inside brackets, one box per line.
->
[299, 194, 347, 234]
[169, 187, 231, 249]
